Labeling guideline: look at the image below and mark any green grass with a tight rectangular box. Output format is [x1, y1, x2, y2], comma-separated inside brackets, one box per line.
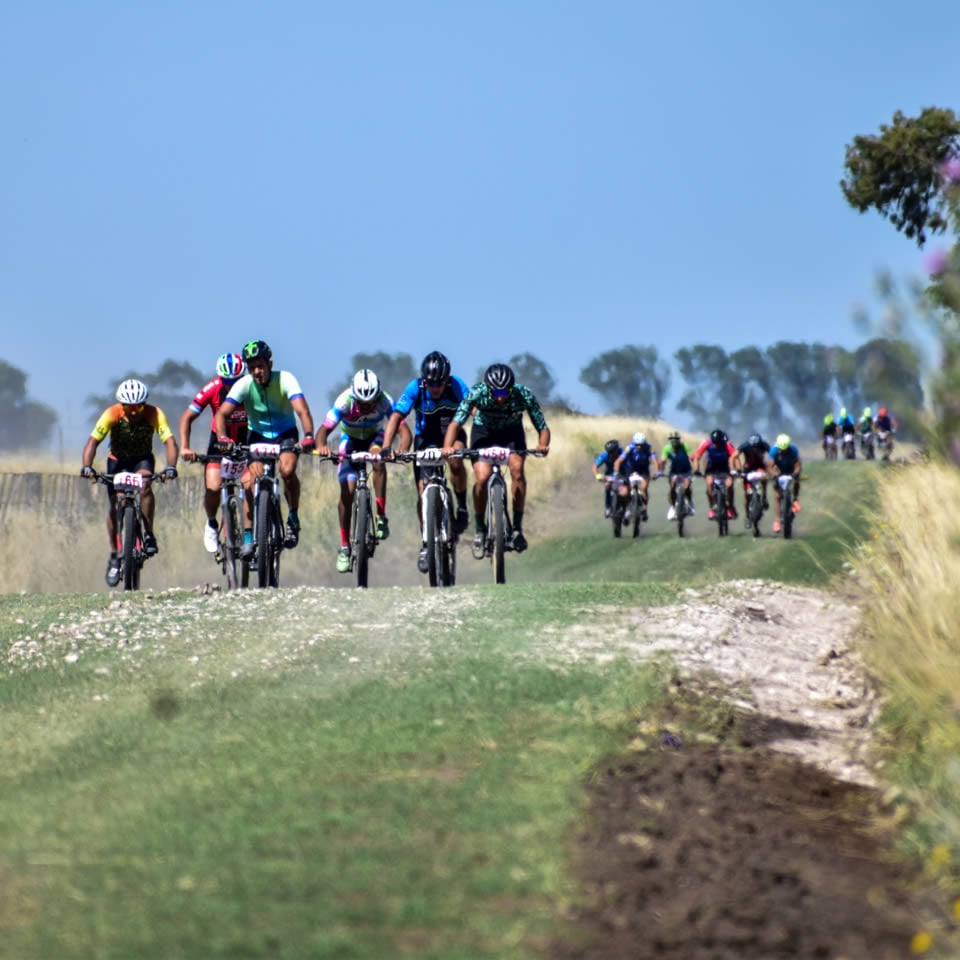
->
[0, 456, 887, 958]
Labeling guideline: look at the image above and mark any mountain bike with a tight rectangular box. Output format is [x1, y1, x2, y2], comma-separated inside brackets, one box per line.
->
[192, 453, 250, 590]
[232, 440, 301, 588]
[710, 473, 734, 537]
[459, 447, 544, 585]
[876, 430, 893, 461]
[841, 432, 857, 460]
[744, 469, 768, 538]
[612, 472, 648, 538]
[776, 473, 797, 539]
[93, 469, 167, 591]
[823, 435, 837, 460]
[861, 430, 876, 461]
[342, 451, 384, 589]
[397, 449, 456, 587]
[667, 472, 694, 538]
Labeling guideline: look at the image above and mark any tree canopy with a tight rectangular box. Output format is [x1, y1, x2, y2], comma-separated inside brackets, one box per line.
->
[0, 360, 58, 451]
[841, 107, 960, 246]
[578, 345, 669, 417]
[86, 359, 207, 420]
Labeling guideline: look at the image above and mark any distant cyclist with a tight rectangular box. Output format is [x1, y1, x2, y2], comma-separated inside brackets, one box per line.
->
[316, 369, 408, 574]
[736, 433, 771, 528]
[594, 439, 623, 518]
[81, 379, 179, 586]
[214, 340, 316, 556]
[837, 406, 856, 445]
[612, 432, 659, 523]
[822, 412, 838, 458]
[693, 429, 740, 520]
[660, 432, 696, 520]
[873, 406, 897, 456]
[770, 433, 802, 534]
[179, 352, 249, 553]
[382, 350, 470, 573]
[442, 362, 550, 554]
[858, 406, 874, 450]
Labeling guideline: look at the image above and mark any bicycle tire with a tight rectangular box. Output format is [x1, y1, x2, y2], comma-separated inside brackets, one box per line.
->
[612, 499, 623, 538]
[491, 481, 506, 585]
[121, 504, 138, 591]
[425, 484, 441, 587]
[675, 484, 686, 538]
[783, 483, 794, 540]
[355, 486, 371, 588]
[223, 494, 242, 590]
[256, 486, 273, 588]
[716, 485, 728, 537]
[749, 488, 763, 538]
[439, 486, 455, 587]
[269, 499, 282, 588]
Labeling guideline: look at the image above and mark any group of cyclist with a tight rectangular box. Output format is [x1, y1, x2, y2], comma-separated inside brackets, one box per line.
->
[594, 429, 802, 534]
[82, 342, 551, 587]
[821, 405, 897, 459]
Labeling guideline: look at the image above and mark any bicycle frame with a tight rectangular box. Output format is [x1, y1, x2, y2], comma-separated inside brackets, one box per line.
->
[347, 451, 380, 589]
[744, 469, 767, 538]
[669, 473, 692, 538]
[401, 449, 456, 587]
[777, 473, 796, 539]
[194, 453, 249, 590]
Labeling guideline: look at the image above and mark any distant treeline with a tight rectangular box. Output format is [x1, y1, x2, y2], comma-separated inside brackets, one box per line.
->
[0, 336, 923, 453]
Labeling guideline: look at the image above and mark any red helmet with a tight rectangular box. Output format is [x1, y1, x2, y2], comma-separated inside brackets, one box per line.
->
[879, 407, 887, 416]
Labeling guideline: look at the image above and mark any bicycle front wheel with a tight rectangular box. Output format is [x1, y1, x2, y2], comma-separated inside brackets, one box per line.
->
[424, 484, 441, 587]
[355, 487, 371, 588]
[223, 495, 242, 590]
[256, 487, 274, 588]
[120, 505, 139, 591]
[631, 488, 641, 538]
[491, 484, 506, 585]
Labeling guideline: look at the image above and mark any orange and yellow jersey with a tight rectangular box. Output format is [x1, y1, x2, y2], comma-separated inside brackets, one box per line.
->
[91, 404, 175, 460]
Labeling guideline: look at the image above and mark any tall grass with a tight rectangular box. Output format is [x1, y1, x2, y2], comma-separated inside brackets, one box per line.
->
[854, 461, 960, 862]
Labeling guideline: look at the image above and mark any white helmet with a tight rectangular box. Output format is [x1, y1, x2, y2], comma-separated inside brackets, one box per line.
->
[352, 368, 381, 403]
[116, 378, 149, 404]
[632, 431, 646, 445]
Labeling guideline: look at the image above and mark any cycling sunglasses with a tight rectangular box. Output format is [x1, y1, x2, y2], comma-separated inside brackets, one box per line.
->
[492, 388, 510, 400]
[425, 379, 446, 388]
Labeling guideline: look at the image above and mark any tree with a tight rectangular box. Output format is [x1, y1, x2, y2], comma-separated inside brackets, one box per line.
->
[87, 359, 207, 419]
[334, 351, 418, 404]
[0, 360, 58, 451]
[841, 107, 960, 246]
[854, 337, 925, 438]
[674, 345, 746, 431]
[728, 346, 782, 439]
[764, 342, 835, 438]
[579, 345, 669, 416]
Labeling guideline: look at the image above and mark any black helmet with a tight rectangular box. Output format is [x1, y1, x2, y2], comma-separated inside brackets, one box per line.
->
[421, 351, 451, 384]
[710, 428, 726, 445]
[242, 339, 272, 362]
[668, 431, 681, 444]
[604, 439, 620, 456]
[484, 363, 515, 391]
[748, 433, 761, 447]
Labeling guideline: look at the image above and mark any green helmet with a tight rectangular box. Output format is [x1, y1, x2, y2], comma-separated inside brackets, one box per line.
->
[824, 413, 834, 425]
[863, 406, 872, 418]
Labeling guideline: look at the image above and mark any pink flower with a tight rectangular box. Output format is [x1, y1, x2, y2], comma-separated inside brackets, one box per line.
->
[924, 248, 951, 276]
[941, 155, 960, 183]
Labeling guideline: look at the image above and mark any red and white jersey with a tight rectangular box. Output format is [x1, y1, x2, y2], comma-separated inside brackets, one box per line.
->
[190, 377, 248, 441]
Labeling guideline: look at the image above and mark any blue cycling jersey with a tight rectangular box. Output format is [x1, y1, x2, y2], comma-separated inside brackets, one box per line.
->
[393, 375, 470, 438]
[619, 442, 655, 475]
[594, 449, 622, 474]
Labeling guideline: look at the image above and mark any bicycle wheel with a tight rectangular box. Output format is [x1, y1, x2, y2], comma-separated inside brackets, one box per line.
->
[424, 485, 442, 587]
[612, 499, 623, 538]
[675, 486, 686, 538]
[631, 488, 642, 538]
[269, 500, 282, 588]
[223, 496, 242, 590]
[355, 487, 371, 588]
[716, 487, 728, 537]
[120, 504, 139, 591]
[783, 484, 794, 540]
[491, 482, 507, 585]
[256, 486, 273, 588]
[749, 489, 763, 538]
[438, 487, 454, 587]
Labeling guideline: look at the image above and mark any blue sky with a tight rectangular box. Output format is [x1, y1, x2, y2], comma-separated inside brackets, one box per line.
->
[1, 1, 955, 447]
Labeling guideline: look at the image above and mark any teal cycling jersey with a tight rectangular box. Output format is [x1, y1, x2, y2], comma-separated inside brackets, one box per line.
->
[224, 370, 303, 439]
[453, 383, 548, 433]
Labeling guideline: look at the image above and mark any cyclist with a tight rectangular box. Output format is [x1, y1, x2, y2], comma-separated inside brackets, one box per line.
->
[612, 432, 659, 523]
[770, 433, 802, 533]
[179, 352, 249, 553]
[873, 406, 897, 455]
[692, 429, 740, 520]
[858, 406, 874, 453]
[660, 432, 696, 520]
[382, 351, 469, 574]
[442, 362, 550, 554]
[316, 368, 408, 574]
[594, 439, 623, 519]
[81, 378, 179, 587]
[822, 412, 838, 458]
[214, 340, 316, 556]
[737, 432, 771, 528]
[837, 406, 856, 454]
